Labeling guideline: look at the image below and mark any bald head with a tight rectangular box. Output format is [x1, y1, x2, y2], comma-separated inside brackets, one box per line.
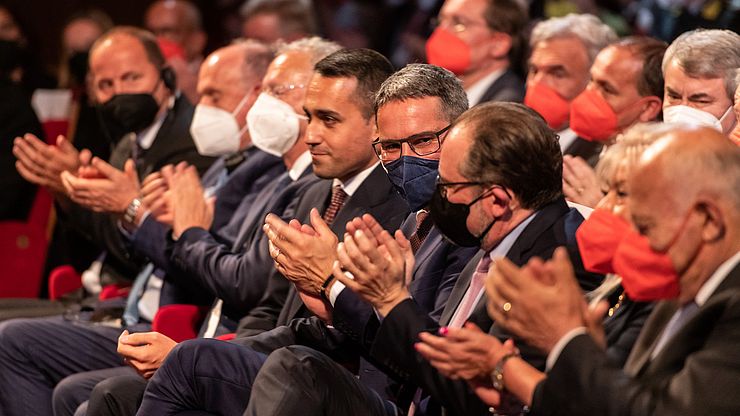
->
[634, 126, 740, 213]
[145, 0, 205, 62]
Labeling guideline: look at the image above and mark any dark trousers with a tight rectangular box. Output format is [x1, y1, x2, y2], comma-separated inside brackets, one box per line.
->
[137, 338, 268, 415]
[86, 370, 148, 416]
[244, 345, 397, 416]
[0, 315, 125, 415]
[54, 366, 139, 416]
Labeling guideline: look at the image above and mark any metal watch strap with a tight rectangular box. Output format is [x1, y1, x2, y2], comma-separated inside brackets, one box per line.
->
[491, 351, 520, 391]
[123, 198, 142, 226]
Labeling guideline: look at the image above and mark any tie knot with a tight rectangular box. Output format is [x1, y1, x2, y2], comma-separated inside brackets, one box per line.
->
[323, 184, 348, 226]
[476, 255, 493, 274]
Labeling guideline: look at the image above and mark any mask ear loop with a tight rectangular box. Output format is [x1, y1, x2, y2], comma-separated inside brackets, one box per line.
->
[718, 104, 737, 133]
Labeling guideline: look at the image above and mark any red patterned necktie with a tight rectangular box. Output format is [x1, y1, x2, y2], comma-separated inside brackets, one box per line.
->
[322, 184, 348, 226]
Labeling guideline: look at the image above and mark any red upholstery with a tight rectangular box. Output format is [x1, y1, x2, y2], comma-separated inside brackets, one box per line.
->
[0, 221, 48, 297]
[216, 333, 236, 341]
[98, 284, 131, 300]
[151, 304, 209, 342]
[48, 265, 82, 301]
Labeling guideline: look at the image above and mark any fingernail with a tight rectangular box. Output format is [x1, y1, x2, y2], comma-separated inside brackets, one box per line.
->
[439, 327, 448, 336]
[414, 343, 420, 351]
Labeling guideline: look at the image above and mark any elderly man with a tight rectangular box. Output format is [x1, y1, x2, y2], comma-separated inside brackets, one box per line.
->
[524, 13, 616, 162]
[114, 48, 409, 416]
[661, 29, 739, 136]
[481, 125, 740, 415]
[426, 0, 528, 106]
[241, 0, 317, 44]
[241, 63, 480, 415]
[145, 0, 206, 102]
[562, 36, 667, 207]
[316, 102, 602, 415]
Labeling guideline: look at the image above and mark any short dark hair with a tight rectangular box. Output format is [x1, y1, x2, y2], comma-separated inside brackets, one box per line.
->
[614, 36, 667, 98]
[91, 26, 165, 69]
[484, 0, 528, 63]
[315, 48, 395, 120]
[457, 102, 563, 210]
[241, 0, 318, 38]
[374, 63, 468, 124]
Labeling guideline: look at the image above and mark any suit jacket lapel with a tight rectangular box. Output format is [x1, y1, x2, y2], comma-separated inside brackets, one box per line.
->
[626, 262, 740, 376]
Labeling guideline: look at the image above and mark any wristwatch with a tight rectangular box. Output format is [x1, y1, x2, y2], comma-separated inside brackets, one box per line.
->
[491, 351, 520, 391]
[123, 198, 142, 226]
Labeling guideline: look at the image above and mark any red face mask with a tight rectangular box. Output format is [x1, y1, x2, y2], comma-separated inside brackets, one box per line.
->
[425, 27, 471, 75]
[569, 89, 619, 142]
[576, 209, 632, 275]
[524, 82, 571, 130]
[612, 230, 680, 302]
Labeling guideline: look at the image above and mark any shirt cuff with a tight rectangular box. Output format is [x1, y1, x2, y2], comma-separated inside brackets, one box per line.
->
[546, 327, 588, 371]
[328, 280, 346, 307]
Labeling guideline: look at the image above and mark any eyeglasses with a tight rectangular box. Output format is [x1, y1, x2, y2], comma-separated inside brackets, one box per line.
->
[263, 83, 305, 99]
[430, 16, 487, 33]
[372, 125, 450, 162]
[436, 178, 486, 200]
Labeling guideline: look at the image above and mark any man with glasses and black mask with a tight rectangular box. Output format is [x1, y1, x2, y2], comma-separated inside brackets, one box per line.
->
[317, 102, 603, 416]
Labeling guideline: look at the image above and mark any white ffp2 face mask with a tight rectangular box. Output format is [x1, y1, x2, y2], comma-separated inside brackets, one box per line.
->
[663, 104, 734, 133]
[190, 94, 250, 156]
[247, 92, 307, 157]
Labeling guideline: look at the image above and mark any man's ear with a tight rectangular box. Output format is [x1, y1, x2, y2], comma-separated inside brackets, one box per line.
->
[697, 201, 725, 242]
[637, 96, 663, 122]
[488, 32, 512, 60]
[489, 186, 513, 218]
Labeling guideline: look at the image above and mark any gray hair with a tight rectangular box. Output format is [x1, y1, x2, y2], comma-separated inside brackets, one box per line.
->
[374, 64, 469, 124]
[530, 13, 617, 64]
[231, 38, 275, 84]
[662, 29, 740, 102]
[276, 36, 341, 66]
[595, 122, 663, 185]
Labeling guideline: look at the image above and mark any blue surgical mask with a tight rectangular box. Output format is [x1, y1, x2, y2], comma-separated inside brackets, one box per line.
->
[384, 156, 439, 211]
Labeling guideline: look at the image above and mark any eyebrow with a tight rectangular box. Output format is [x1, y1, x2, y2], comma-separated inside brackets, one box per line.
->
[314, 109, 343, 120]
[378, 130, 439, 143]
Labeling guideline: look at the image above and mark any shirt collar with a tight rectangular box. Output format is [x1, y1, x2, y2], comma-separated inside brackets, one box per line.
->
[288, 151, 312, 181]
[558, 127, 578, 153]
[136, 96, 175, 150]
[695, 250, 740, 306]
[489, 212, 538, 260]
[332, 161, 380, 197]
[465, 68, 505, 107]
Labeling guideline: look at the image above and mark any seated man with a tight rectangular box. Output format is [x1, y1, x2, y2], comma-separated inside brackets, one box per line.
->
[425, 0, 529, 105]
[480, 125, 740, 416]
[248, 102, 603, 416]
[661, 29, 739, 136]
[561, 36, 667, 207]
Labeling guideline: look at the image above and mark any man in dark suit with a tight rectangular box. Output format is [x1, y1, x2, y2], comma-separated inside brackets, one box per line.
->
[0, 27, 217, 416]
[560, 37, 667, 207]
[131, 48, 410, 416]
[482, 126, 740, 416]
[425, 0, 528, 106]
[270, 102, 601, 416]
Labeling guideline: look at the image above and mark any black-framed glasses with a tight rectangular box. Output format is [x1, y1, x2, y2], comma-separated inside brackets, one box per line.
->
[372, 125, 450, 162]
[436, 176, 510, 201]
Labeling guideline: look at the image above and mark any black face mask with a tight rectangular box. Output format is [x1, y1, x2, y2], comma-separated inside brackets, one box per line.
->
[67, 51, 89, 85]
[429, 187, 498, 247]
[97, 81, 162, 140]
